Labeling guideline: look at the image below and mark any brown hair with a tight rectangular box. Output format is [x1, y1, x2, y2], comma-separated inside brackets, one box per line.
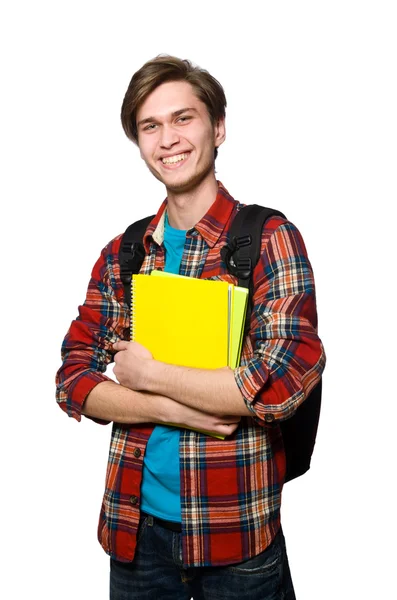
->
[121, 55, 226, 157]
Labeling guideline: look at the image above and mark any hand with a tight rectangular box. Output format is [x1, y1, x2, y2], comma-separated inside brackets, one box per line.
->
[165, 401, 241, 437]
[188, 414, 241, 437]
[112, 340, 153, 391]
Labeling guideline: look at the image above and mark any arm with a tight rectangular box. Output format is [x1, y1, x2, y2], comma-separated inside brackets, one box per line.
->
[112, 344, 252, 416]
[56, 238, 129, 423]
[55, 237, 238, 435]
[234, 219, 326, 423]
[55, 239, 126, 423]
[82, 380, 240, 436]
[113, 219, 326, 424]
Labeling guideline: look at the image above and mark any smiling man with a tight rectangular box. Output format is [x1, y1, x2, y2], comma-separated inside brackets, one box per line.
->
[56, 55, 325, 600]
[136, 81, 223, 200]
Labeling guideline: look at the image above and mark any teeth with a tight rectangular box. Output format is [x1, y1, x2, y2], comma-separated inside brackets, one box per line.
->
[162, 153, 188, 164]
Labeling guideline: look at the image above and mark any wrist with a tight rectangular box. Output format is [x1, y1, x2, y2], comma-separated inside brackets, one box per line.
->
[143, 360, 174, 396]
[141, 358, 162, 392]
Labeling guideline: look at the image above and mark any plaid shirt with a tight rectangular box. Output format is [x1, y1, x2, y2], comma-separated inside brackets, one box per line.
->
[56, 182, 325, 567]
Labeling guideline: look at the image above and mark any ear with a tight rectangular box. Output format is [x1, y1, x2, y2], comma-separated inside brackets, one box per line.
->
[214, 117, 226, 149]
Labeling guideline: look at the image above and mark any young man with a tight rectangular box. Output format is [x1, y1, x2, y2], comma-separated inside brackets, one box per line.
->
[56, 55, 325, 599]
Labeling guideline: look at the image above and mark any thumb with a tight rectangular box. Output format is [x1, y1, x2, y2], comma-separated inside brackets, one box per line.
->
[112, 340, 129, 352]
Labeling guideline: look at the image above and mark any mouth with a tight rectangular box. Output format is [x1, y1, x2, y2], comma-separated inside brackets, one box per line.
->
[159, 152, 190, 169]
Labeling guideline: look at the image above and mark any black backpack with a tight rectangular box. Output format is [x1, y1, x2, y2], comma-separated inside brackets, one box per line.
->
[119, 205, 322, 483]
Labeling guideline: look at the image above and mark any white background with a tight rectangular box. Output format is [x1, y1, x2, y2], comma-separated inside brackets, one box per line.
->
[1, 1, 396, 598]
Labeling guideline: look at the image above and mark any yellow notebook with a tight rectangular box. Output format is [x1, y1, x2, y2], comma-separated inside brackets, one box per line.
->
[131, 273, 231, 369]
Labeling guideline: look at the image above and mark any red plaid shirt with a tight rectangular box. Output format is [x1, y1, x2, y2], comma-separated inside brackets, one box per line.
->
[56, 182, 325, 567]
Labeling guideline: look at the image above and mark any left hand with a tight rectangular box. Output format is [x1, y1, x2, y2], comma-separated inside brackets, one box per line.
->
[112, 340, 153, 390]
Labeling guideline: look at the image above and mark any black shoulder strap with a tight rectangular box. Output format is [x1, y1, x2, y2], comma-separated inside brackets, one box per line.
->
[221, 204, 286, 335]
[224, 204, 286, 283]
[119, 215, 155, 309]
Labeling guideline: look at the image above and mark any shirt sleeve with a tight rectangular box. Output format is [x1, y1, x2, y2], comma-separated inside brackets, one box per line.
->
[55, 236, 128, 422]
[234, 218, 326, 424]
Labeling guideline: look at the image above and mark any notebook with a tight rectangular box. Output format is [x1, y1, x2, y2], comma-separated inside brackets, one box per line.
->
[229, 284, 249, 368]
[131, 273, 232, 369]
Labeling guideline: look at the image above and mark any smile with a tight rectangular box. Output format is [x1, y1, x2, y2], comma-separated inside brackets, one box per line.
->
[161, 152, 190, 165]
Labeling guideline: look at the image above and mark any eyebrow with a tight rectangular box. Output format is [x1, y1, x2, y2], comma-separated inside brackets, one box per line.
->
[137, 107, 198, 127]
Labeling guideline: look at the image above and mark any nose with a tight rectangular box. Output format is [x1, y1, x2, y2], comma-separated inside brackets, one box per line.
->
[159, 124, 180, 149]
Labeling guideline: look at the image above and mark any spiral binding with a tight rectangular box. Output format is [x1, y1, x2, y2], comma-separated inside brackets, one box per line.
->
[130, 276, 136, 341]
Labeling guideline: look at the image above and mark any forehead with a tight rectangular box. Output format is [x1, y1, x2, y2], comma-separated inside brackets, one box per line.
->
[137, 80, 207, 122]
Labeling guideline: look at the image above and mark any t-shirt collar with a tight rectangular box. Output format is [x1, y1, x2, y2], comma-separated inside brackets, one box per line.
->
[143, 181, 236, 251]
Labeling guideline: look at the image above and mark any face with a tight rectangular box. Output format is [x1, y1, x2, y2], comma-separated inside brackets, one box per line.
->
[136, 80, 225, 194]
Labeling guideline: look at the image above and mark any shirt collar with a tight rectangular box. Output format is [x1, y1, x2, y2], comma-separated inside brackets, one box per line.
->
[143, 181, 236, 252]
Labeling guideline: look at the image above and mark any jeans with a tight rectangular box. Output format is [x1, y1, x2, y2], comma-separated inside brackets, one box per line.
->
[110, 515, 296, 600]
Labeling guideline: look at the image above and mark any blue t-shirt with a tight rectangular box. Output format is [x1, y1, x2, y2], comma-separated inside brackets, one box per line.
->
[140, 213, 187, 522]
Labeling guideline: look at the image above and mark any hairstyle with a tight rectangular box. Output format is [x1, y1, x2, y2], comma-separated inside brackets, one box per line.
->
[121, 55, 227, 158]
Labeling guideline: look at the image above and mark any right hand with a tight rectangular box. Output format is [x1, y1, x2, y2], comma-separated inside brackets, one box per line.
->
[164, 402, 241, 437]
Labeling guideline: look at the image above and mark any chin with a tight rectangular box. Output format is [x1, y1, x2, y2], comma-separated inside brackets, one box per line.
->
[160, 164, 214, 194]
[165, 176, 199, 193]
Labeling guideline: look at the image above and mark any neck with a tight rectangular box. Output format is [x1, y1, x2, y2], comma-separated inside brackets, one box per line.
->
[166, 175, 219, 230]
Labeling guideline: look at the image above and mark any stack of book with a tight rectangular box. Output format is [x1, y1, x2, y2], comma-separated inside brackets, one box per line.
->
[130, 270, 248, 369]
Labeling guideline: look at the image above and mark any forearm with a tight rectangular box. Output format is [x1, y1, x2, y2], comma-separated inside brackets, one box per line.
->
[82, 381, 169, 424]
[82, 380, 241, 435]
[141, 363, 252, 416]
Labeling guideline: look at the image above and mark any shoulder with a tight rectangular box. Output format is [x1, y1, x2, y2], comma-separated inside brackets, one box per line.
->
[90, 232, 124, 283]
[262, 218, 309, 259]
[232, 203, 303, 253]
[101, 232, 124, 258]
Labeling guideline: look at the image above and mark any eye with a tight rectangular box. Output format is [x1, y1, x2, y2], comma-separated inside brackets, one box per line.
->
[176, 116, 192, 124]
[143, 123, 157, 131]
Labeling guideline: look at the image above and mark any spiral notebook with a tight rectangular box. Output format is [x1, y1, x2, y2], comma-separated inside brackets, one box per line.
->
[130, 273, 232, 369]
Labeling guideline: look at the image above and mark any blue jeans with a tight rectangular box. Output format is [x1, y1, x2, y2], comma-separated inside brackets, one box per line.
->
[110, 515, 296, 599]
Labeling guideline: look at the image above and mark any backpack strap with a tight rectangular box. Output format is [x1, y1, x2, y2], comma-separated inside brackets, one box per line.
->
[119, 215, 155, 310]
[221, 204, 286, 336]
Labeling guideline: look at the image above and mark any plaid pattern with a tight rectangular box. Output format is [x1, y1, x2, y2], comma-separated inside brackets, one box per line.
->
[56, 182, 325, 567]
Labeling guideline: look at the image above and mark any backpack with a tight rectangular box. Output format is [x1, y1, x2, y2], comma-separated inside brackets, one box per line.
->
[119, 205, 322, 482]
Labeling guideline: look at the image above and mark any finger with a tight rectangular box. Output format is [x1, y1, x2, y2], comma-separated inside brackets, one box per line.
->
[218, 422, 239, 436]
[112, 340, 129, 351]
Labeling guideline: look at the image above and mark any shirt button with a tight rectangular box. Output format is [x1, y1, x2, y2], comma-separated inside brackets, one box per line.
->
[133, 448, 141, 458]
[129, 495, 139, 505]
[265, 413, 275, 423]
